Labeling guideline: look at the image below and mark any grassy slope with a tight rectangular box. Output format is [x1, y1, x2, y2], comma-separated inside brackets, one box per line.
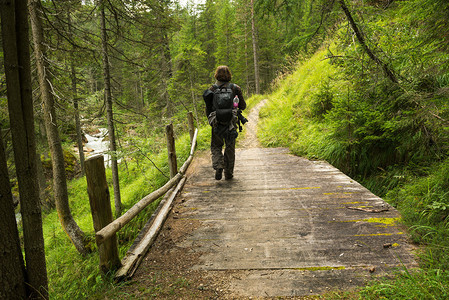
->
[259, 47, 339, 156]
[257, 2, 449, 298]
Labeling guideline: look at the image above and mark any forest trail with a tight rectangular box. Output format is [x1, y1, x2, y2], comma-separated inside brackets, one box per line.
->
[127, 101, 417, 298]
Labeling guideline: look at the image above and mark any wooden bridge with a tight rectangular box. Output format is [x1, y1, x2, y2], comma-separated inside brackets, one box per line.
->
[116, 101, 417, 298]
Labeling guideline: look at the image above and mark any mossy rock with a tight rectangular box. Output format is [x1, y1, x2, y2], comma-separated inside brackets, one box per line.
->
[64, 150, 80, 179]
[41, 149, 81, 180]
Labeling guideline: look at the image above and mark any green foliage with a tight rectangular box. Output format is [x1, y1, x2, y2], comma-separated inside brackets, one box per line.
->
[259, 47, 339, 152]
[386, 159, 449, 246]
[309, 80, 334, 120]
[362, 268, 449, 299]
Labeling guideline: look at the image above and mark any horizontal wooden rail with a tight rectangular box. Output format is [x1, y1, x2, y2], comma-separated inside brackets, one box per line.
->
[95, 127, 199, 245]
[115, 176, 187, 280]
[190, 128, 198, 156]
[95, 173, 182, 244]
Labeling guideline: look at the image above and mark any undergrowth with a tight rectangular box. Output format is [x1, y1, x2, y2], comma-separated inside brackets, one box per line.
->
[45, 125, 211, 299]
[259, 0, 449, 298]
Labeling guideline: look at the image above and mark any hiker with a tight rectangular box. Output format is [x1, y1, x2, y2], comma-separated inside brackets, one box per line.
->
[203, 65, 247, 180]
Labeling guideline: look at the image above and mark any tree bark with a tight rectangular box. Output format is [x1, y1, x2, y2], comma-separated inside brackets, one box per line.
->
[1, 0, 48, 297]
[99, 0, 122, 217]
[338, 0, 398, 83]
[72, 62, 86, 175]
[158, 6, 173, 118]
[29, 0, 88, 255]
[244, 9, 250, 96]
[0, 117, 27, 300]
[68, 12, 86, 176]
[161, 40, 172, 117]
[250, 0, 260, 94]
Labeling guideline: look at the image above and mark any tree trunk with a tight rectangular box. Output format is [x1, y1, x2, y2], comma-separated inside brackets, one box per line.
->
[250, 0, 260, 94]
[1, 0, 48, 297]
[72, 62, 86, 176]
[338, 0, 398, 83]
[68, 13, 86, 176]
[189, 75, 200, 125]
[160, 41, 172, 117]
[244, 11, 250, 96]
[0, 116, 27, 300]
[99, 0, 122, 217]
[29, 0, 88, 255]
[158, 7, 173, 119]
[85, 155, 121, 273]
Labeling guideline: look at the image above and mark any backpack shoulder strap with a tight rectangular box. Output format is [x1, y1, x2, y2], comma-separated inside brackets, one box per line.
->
[228, 83, 235, 96]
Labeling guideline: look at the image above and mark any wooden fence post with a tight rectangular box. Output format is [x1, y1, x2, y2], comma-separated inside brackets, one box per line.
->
[85, 155, 121, 273]
[165, 123, 177, 178]
[187, 111, 195, 143]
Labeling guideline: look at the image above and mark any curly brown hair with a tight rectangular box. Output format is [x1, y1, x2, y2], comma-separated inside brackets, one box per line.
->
[214, 65, 232, 82]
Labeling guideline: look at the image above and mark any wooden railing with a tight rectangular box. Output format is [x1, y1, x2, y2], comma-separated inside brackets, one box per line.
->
[84, 112, 198, 279]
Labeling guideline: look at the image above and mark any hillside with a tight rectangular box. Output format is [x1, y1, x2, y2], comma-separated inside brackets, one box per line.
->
[257, 0, 449, 297]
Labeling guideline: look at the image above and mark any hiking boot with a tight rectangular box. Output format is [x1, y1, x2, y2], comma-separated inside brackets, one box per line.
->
[215, 168, 223, 180]
[225, 172, 233, 180]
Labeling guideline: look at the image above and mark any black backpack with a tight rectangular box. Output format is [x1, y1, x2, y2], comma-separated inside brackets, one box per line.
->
[212, 83, 235, 124]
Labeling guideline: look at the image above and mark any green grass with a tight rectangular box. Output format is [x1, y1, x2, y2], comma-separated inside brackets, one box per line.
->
[362, 268, 449, 299]
[258, 46, 342, 155]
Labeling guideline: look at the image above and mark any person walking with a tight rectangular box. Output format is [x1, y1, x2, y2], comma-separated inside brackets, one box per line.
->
[203, 65, 246, 180]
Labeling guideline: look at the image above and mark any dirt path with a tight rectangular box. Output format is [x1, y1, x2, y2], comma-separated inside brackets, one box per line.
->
[239, 99, 267, 149]
[123, 100, 417, 299]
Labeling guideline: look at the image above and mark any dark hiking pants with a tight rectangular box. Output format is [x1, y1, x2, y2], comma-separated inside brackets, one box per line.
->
[211, 128, 236, 177]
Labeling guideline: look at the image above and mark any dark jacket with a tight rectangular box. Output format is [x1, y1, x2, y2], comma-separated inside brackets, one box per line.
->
[203, 81, 246, 116]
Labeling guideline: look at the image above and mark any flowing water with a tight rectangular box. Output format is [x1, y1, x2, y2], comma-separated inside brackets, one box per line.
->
[16, 128, 114, 224]
[84, 128, 117, 167]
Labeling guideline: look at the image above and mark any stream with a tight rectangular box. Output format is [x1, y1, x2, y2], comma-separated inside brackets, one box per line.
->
[16, 128, 114, 224]
[84, 128, 112, 166]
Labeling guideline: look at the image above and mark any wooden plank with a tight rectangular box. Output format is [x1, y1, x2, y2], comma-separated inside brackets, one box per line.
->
[173, 147, 417, 296]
